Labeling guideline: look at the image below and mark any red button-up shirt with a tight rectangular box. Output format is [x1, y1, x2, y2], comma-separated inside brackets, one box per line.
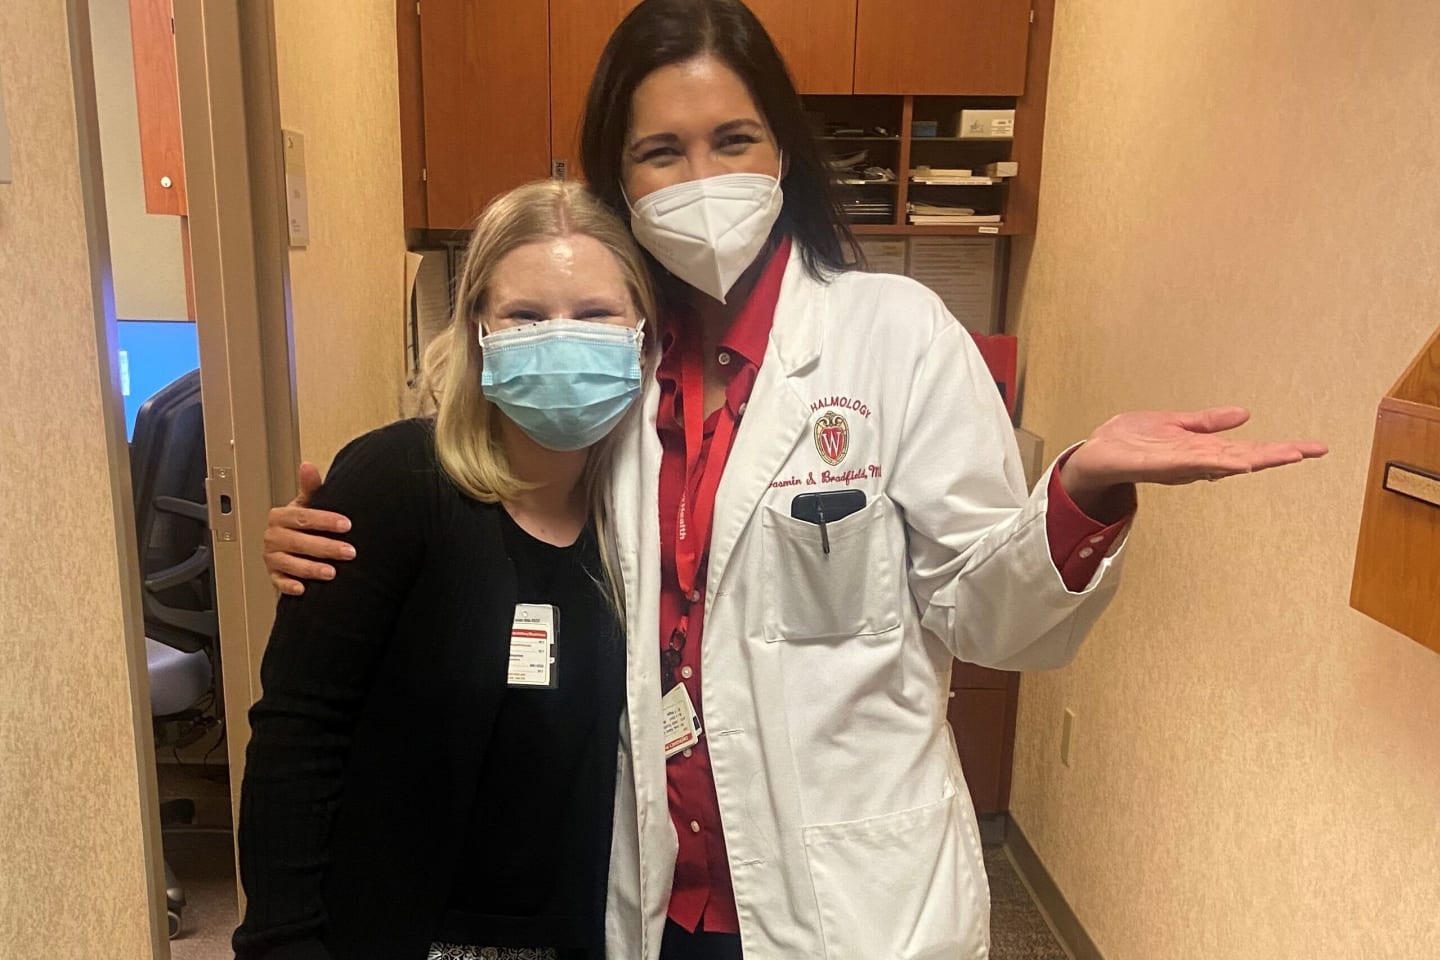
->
[655, 237, 1129, 933]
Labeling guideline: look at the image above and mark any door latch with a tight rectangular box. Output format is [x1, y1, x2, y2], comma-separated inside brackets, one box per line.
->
[208, 467, 238, 543]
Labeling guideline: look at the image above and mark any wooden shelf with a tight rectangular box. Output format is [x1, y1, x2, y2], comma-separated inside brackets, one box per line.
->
[837, 180, 900, 187]
[910, 137, 1014, 143]
[820, 135, 901, 141]
[851, 223, 1009, 236]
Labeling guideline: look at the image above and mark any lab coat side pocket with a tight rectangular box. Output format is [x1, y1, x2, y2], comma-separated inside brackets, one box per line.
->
[760, 496, 902, 642]
[800, 781, 989, 960]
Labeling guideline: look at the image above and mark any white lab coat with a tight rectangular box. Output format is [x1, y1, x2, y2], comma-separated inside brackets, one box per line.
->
[605, 244, 1127, 960]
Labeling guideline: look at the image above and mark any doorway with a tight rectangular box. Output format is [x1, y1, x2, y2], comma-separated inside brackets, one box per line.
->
[79, 0, 297, 951]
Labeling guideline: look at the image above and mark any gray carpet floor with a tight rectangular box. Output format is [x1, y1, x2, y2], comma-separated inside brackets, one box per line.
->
[985, 844, 1071, 960]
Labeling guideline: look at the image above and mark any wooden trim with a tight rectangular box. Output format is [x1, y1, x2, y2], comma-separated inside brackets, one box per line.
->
[895, 96, 915, 228]
[1393, 323, 1440, 406]
[128, 0, 188, 216]
[1005, 0, 1055, 235]
[1005, 816, 1107, 960]
[396, 0, 428, 229]
[1381, 396, 1440, 425]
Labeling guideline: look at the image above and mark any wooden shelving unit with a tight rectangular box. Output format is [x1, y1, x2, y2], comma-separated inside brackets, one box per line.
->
[806, 0, 1054, 237]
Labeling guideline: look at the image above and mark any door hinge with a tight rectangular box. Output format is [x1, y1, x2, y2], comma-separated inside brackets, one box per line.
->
[207, 467, 238, 543]
[421, 167, 428, 183]
[416, 1, 421, 16]
[1030, 9, 1036, 23]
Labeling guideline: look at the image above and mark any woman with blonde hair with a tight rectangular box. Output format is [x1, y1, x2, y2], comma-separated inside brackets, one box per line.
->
[231, 180, 654, 960]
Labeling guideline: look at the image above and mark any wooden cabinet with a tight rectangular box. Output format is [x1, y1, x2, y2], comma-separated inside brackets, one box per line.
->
[129, 0, 187, 216]
[746, 0, 858, 95]
[418, 0, 552, 229]
[546, 0, 857, 185]
[949, 665, 1020, 815]
[549, 0, 642, 185]
[401, 0, 1048, 230]
[854, 0, 1032, 95]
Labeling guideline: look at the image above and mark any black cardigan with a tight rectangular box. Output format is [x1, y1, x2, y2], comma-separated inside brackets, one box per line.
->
[232, 419, 624, 960]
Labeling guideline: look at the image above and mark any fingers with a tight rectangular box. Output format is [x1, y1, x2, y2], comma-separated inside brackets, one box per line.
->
[1198, 440, 1329, 481]
[1175, 407, 1251, 434]
[296, 461, 324, 507]
[268, 504, 352, 535]
[269, 573, 307, 597]
[264, 525, 356, 562]
[265, 548, 338, 583]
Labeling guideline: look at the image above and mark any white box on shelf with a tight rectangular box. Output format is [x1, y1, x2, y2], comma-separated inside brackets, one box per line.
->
[952, 109, 1015, 139]
[985, 161, 1019, 178]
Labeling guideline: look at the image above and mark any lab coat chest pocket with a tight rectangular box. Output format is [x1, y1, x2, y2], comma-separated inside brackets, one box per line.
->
[760, 494, 901, 642]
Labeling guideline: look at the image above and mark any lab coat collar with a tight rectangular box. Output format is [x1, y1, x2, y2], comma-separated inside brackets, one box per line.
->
[766, 239, 825, 378]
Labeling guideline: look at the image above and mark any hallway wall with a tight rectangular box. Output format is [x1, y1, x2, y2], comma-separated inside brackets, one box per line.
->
[1008, 2, 1440, 956]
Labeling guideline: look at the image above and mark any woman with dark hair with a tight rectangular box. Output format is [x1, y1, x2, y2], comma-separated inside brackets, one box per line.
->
[263, 2, 1325, 958]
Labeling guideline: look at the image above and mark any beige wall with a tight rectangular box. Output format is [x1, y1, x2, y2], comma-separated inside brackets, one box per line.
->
[273, 0, 407, 471]
[89, 0, 188, 320]
[1008, 1, 1440, 957]
[0, 1, 161, 954]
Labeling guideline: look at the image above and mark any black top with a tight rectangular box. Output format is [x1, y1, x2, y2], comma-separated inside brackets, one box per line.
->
[232, 419, 625, 960]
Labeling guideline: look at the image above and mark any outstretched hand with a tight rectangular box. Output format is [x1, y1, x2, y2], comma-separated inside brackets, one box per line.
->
[1059, 407, 1328, 518]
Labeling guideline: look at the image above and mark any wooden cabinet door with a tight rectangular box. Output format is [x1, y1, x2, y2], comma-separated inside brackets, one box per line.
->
[549, 0, 641, 183]
[420, 0, 551, 229]
[129, 0, 187, 216]
[854, 0, 1032, 95]
[948, 688, 1009, 815]
[745, 0, 858, 94]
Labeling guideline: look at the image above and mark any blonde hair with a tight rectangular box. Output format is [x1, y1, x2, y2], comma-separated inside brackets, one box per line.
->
[416, 180, 657, 609]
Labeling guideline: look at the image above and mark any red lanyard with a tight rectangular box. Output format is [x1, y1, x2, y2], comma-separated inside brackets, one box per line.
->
[674, 338, 739, 603]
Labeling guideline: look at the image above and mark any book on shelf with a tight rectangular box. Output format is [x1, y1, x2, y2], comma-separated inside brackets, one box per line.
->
[909, 166, 998, 186]
[910, 176, 1001, 186]
[906, 201, 1000, 225]
[910, 215, 1004, 225]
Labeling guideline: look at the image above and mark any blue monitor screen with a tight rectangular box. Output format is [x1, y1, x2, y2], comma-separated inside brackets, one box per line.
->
[116, 320, 200, 440]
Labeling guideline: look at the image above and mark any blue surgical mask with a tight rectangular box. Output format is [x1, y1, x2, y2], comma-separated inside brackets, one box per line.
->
[480, 318, 644, 452]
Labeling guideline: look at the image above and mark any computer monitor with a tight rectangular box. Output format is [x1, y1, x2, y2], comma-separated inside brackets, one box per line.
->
[116, 320, 200, 440]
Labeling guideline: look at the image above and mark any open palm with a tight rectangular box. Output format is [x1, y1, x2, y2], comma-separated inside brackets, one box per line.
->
[1062, 407, 1328, 496]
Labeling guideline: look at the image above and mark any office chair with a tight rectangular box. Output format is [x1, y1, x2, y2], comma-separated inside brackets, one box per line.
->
[130, 368, 220, 939]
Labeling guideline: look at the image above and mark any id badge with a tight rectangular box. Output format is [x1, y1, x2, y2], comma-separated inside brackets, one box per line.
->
[507, 603, 558, 689]
[661, 682, 703, 759]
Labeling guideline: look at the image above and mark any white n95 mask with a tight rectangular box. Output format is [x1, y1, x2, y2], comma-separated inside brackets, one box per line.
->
[626, 159, 784, 304]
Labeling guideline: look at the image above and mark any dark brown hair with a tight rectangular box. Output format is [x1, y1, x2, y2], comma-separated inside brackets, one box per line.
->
[580, 0, 856, 282]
